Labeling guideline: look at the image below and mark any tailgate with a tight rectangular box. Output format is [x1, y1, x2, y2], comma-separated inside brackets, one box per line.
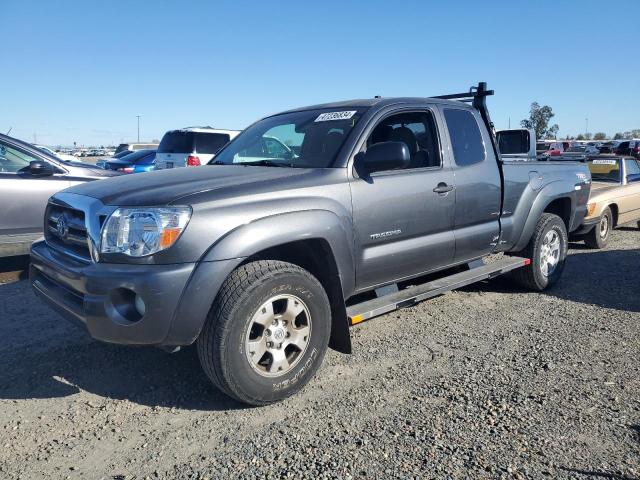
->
[155, 153, 188, 169]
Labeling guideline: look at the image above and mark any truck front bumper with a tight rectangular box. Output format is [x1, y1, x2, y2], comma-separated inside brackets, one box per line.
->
[30, 240, 239, 346]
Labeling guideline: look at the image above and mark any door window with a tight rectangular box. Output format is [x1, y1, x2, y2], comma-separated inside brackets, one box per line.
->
[443, 109, 486, 166]
[0, 142, 39, 173]
[624, 158, 640, 175]
[366, 110, 441, 169]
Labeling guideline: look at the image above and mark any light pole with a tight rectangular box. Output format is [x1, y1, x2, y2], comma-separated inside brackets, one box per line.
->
[136, 115, 141, 142]
[585, 118, 588, 136]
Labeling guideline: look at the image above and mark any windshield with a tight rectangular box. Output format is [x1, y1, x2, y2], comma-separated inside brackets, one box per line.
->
[210, 108, 366, 168]
[567, 146, 586, 152]
[588, 159, 621, 182]
[536, 143, 550, 150]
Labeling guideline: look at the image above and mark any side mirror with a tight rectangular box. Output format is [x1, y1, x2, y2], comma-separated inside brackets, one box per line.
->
[627, 173, 640, 183]
[29, 160, 55, 176]
[354, 141, 410, 175]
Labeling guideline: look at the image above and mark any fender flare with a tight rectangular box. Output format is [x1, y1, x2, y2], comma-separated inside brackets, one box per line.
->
[169, 210, 355, 352]
[201, 209, 355, 293]
[512, 181, 575, 252]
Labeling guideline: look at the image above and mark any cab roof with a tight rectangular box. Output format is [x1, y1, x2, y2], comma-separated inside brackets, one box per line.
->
[277, 96, 474, 115]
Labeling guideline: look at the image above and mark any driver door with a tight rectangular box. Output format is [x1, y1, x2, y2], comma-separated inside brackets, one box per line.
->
[349, 108, 456, 290]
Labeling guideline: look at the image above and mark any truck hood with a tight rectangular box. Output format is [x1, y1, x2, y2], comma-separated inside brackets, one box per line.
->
[63, 165, 320, 206]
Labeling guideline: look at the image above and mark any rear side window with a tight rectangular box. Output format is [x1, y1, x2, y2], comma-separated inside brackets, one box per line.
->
[158, 132, 194, 153]
[195, 133, 231, 154]
[443, 109, 485, 166]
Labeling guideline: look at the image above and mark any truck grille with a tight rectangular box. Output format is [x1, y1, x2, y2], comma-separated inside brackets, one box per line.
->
[45, 203, 91, 262]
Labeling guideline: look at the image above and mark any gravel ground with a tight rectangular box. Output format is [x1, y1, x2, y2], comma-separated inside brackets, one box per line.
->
[0, 229, 638, 479]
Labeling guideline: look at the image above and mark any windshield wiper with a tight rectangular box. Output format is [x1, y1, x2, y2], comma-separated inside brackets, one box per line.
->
[239, 159, 293, 168]
[209, 159, 294, 167]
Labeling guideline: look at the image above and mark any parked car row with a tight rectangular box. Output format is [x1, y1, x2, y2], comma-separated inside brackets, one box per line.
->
[537, 139, 640, 158]
[99, 127, 241, 173]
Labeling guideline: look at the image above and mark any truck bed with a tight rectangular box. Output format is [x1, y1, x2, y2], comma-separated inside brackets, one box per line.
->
[498, 159, 591, 251]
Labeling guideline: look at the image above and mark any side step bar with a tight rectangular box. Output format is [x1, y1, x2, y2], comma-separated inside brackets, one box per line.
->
[347, 256, 530, 326]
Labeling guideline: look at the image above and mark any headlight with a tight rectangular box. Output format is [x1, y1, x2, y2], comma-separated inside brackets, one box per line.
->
[100, 207, 191, 257]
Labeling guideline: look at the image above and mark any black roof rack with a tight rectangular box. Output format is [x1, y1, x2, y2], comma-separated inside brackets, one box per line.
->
[432, 81, 494, 108]
[433, 82, 499, 161]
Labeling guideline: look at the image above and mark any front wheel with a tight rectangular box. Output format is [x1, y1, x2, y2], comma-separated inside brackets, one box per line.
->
[197, 260, 331, 406]
[509, 213, 568, 291]
[584, 207, 612, 249]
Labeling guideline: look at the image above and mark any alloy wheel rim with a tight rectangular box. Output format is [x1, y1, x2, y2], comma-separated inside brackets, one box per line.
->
[539, 229, 561, 277]
[244, 294, 312, 377]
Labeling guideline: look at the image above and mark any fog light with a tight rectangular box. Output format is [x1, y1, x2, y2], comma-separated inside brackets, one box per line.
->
[108, 288, 145, 324]
[134, 294, 146, 317]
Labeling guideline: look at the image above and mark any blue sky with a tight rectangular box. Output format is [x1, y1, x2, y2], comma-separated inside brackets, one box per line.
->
[2, 0, 639, 146]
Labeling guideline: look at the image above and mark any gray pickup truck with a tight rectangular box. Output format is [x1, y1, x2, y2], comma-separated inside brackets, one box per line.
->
[31, 83, 591, 405]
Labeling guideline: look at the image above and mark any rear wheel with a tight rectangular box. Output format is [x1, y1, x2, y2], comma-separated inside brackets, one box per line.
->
[509, 213, 568, 291]
[584, 207, 612, 249]
[197, 260, 331, 406]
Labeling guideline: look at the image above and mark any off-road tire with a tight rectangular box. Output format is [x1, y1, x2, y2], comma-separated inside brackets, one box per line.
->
[197, 260, 331, 406]
[509, 213, 568, 291]
[584, 207, 612, 249]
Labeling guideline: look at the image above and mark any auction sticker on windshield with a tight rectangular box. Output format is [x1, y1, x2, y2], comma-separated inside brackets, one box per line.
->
[315, 111, 357, 122]
[591, 159, 617, 165]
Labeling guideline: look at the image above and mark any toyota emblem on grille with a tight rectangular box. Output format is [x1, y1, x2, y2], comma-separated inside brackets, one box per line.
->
[56, 214, 69, 239]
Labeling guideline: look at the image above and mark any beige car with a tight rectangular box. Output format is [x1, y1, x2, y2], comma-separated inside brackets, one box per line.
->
[576, 156, 640, 248]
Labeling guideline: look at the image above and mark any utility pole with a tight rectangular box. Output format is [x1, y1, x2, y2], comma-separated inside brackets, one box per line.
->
[136, 115, 141, 142]
[508, 116, 511, 129]
[585, 118, 588, 136]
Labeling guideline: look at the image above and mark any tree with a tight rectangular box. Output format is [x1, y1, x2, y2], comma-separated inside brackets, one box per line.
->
[584, 133, 593, 140]
[521, 102, 559, 140]
[626, 129, 640, 138]
[576, 134, 586, 140]
[613, 132, 624, 140]
[593, 132, 607, 140]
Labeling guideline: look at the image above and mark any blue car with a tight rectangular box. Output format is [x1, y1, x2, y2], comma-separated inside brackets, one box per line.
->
[104, 149, 156, 173]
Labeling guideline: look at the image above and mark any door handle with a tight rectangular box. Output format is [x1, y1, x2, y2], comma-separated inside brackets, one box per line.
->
[433, 183, 454, 194]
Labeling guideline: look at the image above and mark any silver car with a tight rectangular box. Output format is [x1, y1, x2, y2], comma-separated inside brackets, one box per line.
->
[0, 133, 119, 257]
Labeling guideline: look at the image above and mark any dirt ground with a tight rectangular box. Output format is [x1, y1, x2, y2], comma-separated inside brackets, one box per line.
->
[0, 229, 638, 479]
